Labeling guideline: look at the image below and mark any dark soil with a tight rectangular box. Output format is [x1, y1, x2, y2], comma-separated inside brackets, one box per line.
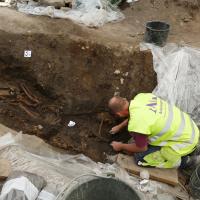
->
[0, 75, 132, 162]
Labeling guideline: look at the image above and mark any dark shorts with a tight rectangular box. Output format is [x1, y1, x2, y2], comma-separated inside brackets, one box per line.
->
[134, 145, 189, 169]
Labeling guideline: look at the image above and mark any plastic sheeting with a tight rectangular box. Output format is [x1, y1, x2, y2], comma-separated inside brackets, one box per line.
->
[0, 130, 185, 200]
[0, 171, 46, 200]
[0, 0, 12, 7]
[0, 132, 139, 199]
[17, 0, 124, 27]
[140, 43, 200, 126]
[0, 132, 96, 198]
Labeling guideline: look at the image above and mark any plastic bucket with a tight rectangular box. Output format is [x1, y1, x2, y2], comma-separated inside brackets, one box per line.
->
[144, 21, 170, 47]
[189, 165, 200, 198]
[57, 176, 141, 200]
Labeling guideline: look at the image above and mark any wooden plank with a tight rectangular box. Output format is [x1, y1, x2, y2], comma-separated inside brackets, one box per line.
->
[0, 159, 11, 181]
[117, 153, 179, 186]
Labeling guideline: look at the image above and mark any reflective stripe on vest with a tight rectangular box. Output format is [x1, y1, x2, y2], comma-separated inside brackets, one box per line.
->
[149, 103, 174, 143]
[149, 100, 195, 148]
[172, 117, 195, 151]
[172, 110, 185, 140]
[158, 109, 185, 146]
[149, 101, 197, 153]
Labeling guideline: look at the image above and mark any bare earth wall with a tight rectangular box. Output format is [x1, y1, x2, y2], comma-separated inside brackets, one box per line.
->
[0, 29, 156, 161]
[0, 31, 156, 114]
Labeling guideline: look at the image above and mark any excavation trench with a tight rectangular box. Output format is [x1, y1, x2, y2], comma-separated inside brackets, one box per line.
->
[0, 33, 156, 162]
[1, 0, 199, 161]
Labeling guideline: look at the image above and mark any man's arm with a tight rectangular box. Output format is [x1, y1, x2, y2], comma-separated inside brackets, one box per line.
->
[109, 119, 128, 134]
[121, 143, 148, 152]
[111, 141, 148, 153]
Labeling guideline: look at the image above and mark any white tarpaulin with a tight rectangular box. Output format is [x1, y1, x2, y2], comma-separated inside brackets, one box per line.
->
[141, 43, 200, 126]
[0, 0, 12, 7]
[0, 125, 187, 200]
[17, 0, 125, 27]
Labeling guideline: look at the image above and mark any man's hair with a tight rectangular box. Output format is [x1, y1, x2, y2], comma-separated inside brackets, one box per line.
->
[108, 96, 127, 113]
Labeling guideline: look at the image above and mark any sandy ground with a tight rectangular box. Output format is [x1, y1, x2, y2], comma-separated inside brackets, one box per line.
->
[0, 0, 200, 47]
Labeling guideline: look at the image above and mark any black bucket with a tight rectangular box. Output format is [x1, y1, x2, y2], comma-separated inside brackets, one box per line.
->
[189, 165, 200, 199]
[144, 21, 170, 47]
[57, 176, 141, 200]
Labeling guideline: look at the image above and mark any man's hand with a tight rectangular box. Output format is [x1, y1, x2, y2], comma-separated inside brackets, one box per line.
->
[109, 119, 128, 134]
[111, 141, 123, 151]
[109, 125, 121, 135]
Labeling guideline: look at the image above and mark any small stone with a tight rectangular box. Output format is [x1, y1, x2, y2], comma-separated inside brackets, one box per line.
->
[81, 46, 85, 50]
[48, 63, 51, 69]
[37, 125, 43, 130]
[82, 142, 87, 149]
[140, 179, 149, 185]
[120, 78, 124, 85]
[116, 87, 119, 90]
[182, 17, 190, 23]
[68, 120, 76, 127]
[182, 16, 192, 23]
[114, 69, 121, 75]
[140, 170, 150, 180]
[123, 72, 129, 77]
[114, 91, 120, 96]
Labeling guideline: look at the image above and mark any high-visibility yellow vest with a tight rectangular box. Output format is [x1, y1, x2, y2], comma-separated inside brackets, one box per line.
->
[128, 93, 199, 168]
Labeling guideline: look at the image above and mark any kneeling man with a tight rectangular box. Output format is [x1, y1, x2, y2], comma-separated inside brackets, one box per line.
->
[109, 93, 200, 168]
